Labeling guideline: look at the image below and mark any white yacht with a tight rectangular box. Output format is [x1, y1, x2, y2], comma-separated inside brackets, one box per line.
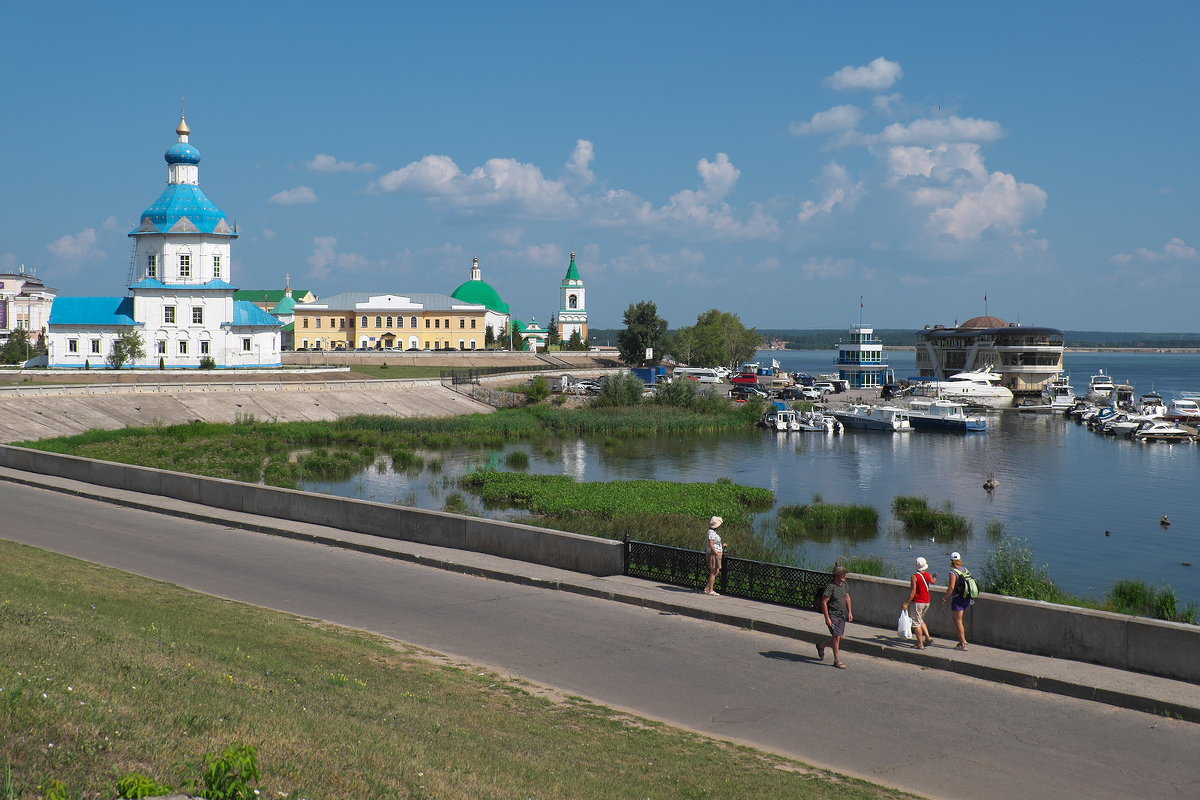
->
[912, 367, 1015, 409]
[832, 404, 912, 432]
[905, 398, 989, 432]
[1085, 370, 1116, 403]
[1165, 394, 1200, 423]
[1132, 420, 1195, 443]
[796, 409, 843, 432]
[1042, 375, 1076, 411]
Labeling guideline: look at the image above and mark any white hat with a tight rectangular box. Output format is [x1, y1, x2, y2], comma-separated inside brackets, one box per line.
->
[709, 516, 723, 528]
[915, 557, 929, 571]
[950, 551, 962, 561]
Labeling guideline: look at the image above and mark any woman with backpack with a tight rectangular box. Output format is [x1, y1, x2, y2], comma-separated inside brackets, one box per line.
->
[941, 551, 975, 650]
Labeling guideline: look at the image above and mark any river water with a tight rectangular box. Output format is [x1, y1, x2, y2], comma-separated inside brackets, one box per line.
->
[305, 349, 1200, 606]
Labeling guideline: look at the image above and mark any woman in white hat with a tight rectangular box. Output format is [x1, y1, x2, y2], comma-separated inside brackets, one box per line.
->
[703, 516, 725, 595]
[901, 556, 937, 648]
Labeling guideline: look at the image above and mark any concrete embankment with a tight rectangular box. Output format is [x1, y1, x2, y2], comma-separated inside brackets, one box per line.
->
[0, 379, 495, 443]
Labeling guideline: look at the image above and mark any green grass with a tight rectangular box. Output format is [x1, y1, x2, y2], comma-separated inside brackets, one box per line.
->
[777, 501, 879, 543]
[0, 540, 914, 800]
[460, 470, 774, 524]
[17, 405, 759, 489]
[891, 496, 972, 540]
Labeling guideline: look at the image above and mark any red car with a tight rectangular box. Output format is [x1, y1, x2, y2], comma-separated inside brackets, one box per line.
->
[730, 372, 760, 385]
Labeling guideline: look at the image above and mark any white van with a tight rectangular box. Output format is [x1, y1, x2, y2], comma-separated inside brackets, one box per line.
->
[672, 367, 721, 383]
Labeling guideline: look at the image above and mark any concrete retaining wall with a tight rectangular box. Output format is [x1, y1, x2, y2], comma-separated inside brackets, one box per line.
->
[0, 446, 624, 577]
[849, 573, 1200, 683]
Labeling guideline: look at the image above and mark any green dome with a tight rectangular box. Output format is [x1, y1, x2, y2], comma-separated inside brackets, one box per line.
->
[272, 295, 297, 315]
[451, 279, 510, 314]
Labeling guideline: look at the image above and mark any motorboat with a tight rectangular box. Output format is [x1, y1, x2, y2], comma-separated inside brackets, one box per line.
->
[759, 403, 800, 432]
[904, 398, 989, 432]
[1165, 394, 1200, 423]
[831, 404, 912, 432]
[1085, 370, 1116, 403]
[796, 409, 843, 432]
[1137, 391, 1167, 418]
[1042, 374, 1076, 411]
[911, 366, 1014, 409]
[1132, 420, 1195, 443]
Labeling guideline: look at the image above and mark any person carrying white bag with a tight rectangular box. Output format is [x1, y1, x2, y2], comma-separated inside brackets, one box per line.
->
[901, 556, 938, 649]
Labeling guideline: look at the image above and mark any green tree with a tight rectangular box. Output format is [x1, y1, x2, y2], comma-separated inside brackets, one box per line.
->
[546, 316, 560, 348]
[485, 324, 495, 349]
[616, 301, 668, 365]
[566, 329, 585, 351]
[106, 328, 146, 370]
[0, 327, 41, 365]
[666, 326, 697, 365]
[687, 309, 761, 368]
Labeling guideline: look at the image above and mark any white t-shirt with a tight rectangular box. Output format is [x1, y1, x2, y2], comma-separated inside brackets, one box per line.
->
[707, 528, 723, 554]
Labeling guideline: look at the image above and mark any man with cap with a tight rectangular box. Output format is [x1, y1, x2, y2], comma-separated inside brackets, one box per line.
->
[901, 556, 938, 649]
[703, 516, 725, 595]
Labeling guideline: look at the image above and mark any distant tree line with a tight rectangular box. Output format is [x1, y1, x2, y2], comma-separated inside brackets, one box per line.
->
[593, 326, 1200, 352]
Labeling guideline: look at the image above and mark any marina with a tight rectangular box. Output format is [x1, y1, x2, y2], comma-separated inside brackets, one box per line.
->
[306, 349, 1200, 608]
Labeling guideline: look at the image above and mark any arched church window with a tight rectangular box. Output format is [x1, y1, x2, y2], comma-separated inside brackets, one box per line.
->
[569, 295, 578, 309]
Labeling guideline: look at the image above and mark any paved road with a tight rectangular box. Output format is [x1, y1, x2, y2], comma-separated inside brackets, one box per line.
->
[3, 480, 1197, 800]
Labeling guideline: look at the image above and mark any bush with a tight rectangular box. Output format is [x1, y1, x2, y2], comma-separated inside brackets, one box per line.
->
[527, 375, 551, 403]
[199, 355, 217, 370]
[504, 450, 530, 470]
[590, 373, 644, 407]
[979, 537, 1062, 602]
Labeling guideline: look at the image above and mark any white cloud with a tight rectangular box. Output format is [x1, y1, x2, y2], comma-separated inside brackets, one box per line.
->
[269, 186, 318, 206]
[495, 243, 565, 270]
[888, 144, 988, 185]
[1111, 237, 1199, 266]
[101, 215, 119, 231]
[369, 154, 577, 218]
[791, 105, 866, 136]
[607, 246, 707, 284]
[878, 116, 1004, 145]
[46, 228, 103, 264]
[799, 256, 853, 279]
[928, 171, 1047, 241]
[798, 162, 865, 222]
[873, 93, 902, 115]
[305, 236, 377, 280]
[306, 154, 376, 173]
[565, 139, 595, 185]
[825, 57, 903, 91]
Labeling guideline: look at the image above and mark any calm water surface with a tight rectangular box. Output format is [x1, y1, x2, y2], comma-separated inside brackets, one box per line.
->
[306, 350, 1200, 605]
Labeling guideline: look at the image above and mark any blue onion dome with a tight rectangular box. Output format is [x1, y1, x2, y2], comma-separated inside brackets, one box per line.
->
[165, 142, 201, 165]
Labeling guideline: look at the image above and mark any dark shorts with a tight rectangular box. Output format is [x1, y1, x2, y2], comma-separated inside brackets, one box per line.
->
[826, 615, 846, 637]
[951, 595, 973, 612]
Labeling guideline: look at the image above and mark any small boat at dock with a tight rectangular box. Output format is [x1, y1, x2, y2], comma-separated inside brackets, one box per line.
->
[832, 404, 912, 432]
[1085, 370, 1116, 403]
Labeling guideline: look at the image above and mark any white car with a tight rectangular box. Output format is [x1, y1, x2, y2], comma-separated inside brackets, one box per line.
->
[813, 382, 836, 394]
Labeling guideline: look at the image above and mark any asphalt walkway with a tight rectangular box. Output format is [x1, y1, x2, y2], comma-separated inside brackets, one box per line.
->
[2, 464, 1197, 726]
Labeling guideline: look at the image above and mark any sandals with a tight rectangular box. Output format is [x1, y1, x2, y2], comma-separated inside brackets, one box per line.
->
[954, 643, 969, 651]
[834, 661, 848, 669]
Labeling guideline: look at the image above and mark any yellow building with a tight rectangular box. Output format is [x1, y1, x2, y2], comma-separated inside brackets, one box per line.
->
[292, 291, 495, 350]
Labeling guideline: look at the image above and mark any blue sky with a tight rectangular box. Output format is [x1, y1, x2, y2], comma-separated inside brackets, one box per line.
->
[3, 1, 1197, 332]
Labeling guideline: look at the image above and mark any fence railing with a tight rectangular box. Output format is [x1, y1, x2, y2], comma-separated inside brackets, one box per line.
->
[624, 540, 831, 609]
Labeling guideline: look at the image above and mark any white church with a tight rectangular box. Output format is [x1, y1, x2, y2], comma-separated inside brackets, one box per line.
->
[47, 116, 281, 368]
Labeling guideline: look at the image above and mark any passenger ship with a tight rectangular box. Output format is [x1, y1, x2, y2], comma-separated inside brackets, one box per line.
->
[914, 315, 1065, 398]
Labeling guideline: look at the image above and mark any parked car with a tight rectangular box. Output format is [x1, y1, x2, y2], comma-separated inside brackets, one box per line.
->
[729, 384, 770, 400]
[813, 382, 836, 394]
[730, 372, 760, 386]
[776, 386, 811, 400]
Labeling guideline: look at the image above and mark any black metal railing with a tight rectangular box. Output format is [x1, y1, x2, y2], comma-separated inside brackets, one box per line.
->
[624, 540, 831, 609]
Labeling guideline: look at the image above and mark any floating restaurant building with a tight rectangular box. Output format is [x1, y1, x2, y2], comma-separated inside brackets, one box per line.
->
[914, 315, 1064, 394]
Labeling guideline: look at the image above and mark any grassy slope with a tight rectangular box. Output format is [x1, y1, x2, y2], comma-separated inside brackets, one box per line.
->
[0, 540, 915, 800]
